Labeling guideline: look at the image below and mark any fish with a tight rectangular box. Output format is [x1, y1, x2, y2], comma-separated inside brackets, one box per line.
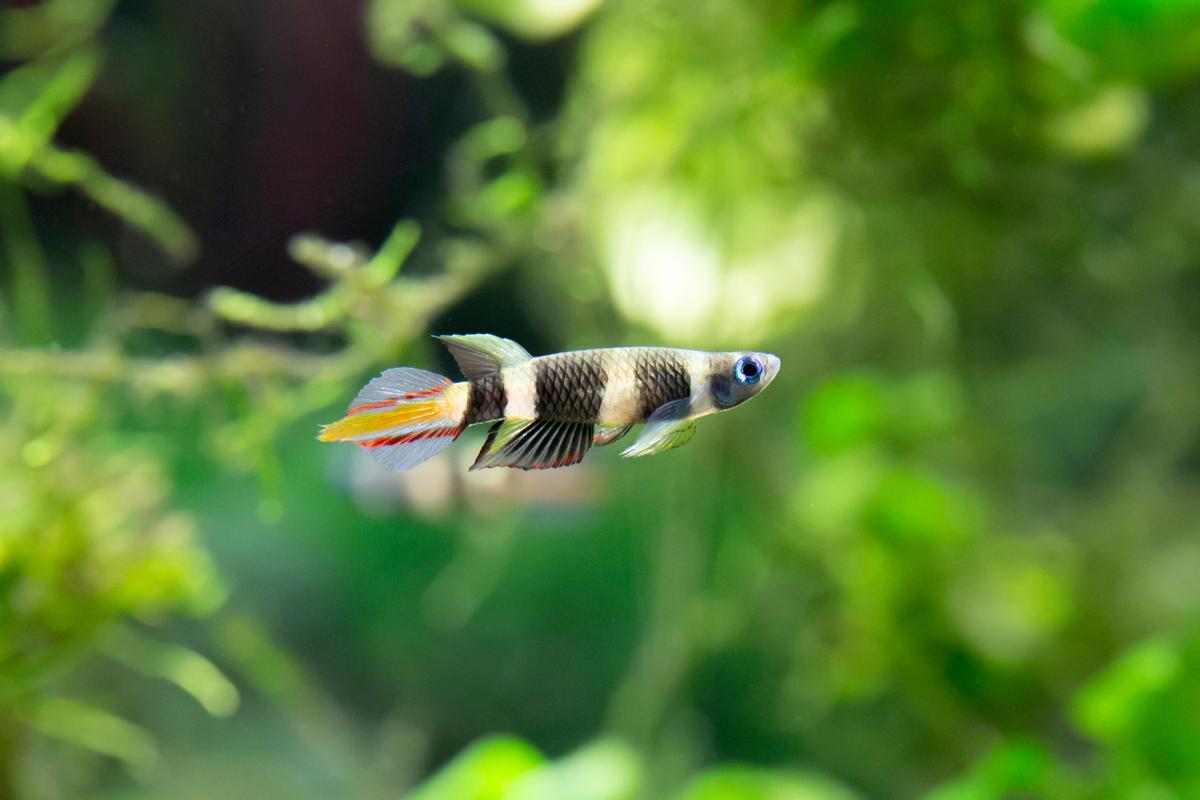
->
[318, 334, 781, 471]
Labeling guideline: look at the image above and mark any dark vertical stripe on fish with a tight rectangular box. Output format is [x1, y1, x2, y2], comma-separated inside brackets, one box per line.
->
[534, 352, 607, 422]
[466, 373, 507, 424]
[635, 351, 691, 420]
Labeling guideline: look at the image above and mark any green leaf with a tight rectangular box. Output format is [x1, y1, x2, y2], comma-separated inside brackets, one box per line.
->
[440, 20, 505, 72]
[0, 180, 53, 344]
[505, 739, 641, 800]
[1040, 0, 1200, 82]
[409, 736, 545, 800]
[462, 117, 528, 161]
[0, 46, 102, 176]
[363, 219, 421, 287]
[923, 740, 1057, 800]
[674, 766, 860, 800]
[1073, 638, 1182, 741]
[1044, 85, 1150, 158]
[455, 0, 605, 40]
[18, 46, 103, 151]
[365, 0, 449, 75]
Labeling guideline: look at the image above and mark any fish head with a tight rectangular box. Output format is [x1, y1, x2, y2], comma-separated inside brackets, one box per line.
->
[707, 351, 781, 411]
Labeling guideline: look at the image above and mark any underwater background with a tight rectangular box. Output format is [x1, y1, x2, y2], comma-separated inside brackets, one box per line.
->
[3, 0, 1200, 797]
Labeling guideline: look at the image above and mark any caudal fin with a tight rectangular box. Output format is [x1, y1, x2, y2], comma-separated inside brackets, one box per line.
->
[319, 367, 463, 471]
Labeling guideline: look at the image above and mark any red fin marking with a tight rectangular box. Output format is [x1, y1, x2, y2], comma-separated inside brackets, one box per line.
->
[348, 386, 445, 416]
[523, 449, 585, 470]
[400, 386, 445, 400]
[357, 427, 461, 449]
[348, 399, 400, 415]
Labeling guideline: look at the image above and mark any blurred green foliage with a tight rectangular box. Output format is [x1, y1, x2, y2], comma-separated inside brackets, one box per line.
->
[3, 0, 1200, 798]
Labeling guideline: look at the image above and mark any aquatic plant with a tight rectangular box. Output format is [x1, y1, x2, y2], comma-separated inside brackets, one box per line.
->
[3, 0, 1200, 798]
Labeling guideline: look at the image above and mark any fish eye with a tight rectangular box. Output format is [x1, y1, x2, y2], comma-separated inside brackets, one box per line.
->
[733, 356, 762, 385]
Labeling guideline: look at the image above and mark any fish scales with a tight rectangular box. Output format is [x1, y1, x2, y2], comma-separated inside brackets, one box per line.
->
[465, 373, 506, 424]
[634, 349, 691, 421]
[533, 351, 608, 422]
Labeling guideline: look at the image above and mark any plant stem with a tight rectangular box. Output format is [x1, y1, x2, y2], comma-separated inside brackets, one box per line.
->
[0, 181, 53, 345]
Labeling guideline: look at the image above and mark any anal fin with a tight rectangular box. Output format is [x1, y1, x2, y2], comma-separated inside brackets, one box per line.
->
[470, 418, 594, 471]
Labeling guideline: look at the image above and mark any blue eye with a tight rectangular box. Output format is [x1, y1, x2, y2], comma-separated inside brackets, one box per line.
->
[733, 356, 762, 385]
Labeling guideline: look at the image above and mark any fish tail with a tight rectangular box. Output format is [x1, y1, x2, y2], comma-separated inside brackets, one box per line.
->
[318, 367, 465, 471]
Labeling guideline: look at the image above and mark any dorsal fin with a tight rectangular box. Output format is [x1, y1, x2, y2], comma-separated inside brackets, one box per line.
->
[435, 334, 532, 380]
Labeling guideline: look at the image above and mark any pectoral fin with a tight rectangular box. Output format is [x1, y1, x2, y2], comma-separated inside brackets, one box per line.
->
[593, 423, 633, 446]
[621, 398, 696, 458]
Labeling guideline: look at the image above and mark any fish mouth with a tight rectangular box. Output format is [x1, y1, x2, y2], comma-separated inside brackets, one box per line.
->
[760, 353, 781, 387]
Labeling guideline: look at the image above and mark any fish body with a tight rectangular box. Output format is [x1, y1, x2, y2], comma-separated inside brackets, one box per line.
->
[319, 335, 780, 471]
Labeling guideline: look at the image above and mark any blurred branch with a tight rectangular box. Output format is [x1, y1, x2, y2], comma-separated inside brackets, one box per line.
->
[0, 0, 118, 61]
[0, 182, 52, 345]
[15, 47, 102, 154]
[110, 290, 216, 340]
[366, 0, 504, 77]
[0, 45, 199, 266]
[0, 346, 327, 389]
[420, 516, 519, 631]
[207, 221, 420, 333]
[0, 48, 101, 173]
[28, 146, 199, 264]
[607, 472, 713, 748]
[213, 614, 371, 786]
[101, 626, 240, 719]
[0, 218, 515, 525]
[19, 696, 157, 775]
[366, 0, 544, 241]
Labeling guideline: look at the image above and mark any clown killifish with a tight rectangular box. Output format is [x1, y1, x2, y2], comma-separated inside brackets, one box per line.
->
[319, 334, 780, 471]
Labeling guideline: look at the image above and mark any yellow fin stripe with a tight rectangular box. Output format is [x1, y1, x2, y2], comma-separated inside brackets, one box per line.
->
[318, 401, 443, 442]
